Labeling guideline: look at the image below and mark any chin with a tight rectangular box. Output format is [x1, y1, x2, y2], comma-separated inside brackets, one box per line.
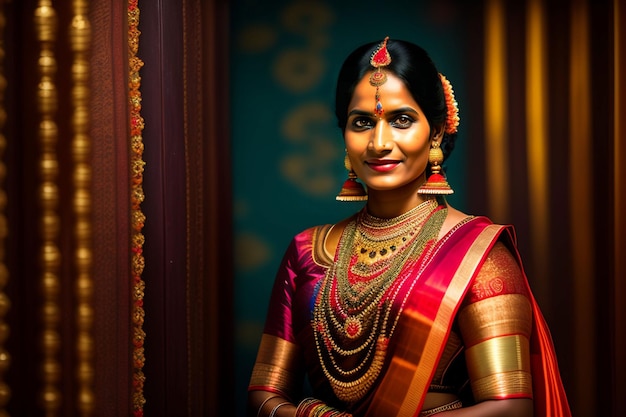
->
[365, 183, 411, 192]
[364, 178, 423, 194]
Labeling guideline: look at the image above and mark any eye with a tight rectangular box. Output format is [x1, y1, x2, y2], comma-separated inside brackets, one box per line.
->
[390, 114, 414, 128]
[351, 116, 375, 130]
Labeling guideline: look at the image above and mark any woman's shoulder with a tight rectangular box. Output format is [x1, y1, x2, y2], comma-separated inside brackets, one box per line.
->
[439, 205, 470, 239]
[286, 215, 357, 265]
[287, 216, 355, 266]
[467, 242, 529, 301]
[321, 214, 357, 261]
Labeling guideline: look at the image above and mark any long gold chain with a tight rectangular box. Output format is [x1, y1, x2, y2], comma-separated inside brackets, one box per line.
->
[313, 199, 446, 404]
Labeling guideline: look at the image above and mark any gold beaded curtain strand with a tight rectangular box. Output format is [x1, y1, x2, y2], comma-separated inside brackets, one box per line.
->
[0, 3, 10, 416]
[34, 0, 62, 415]
[70, 0, 95, 415]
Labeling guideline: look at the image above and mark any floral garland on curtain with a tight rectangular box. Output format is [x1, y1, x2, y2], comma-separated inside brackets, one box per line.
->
[128, 0, 146, 415]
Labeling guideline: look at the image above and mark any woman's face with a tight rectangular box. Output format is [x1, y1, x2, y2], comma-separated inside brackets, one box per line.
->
[344, 72, 439, 194]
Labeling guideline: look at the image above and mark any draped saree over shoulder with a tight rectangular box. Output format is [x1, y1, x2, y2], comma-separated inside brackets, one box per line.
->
[361, 217, 570, 417]
[362, 218, 502, 416]
[250, 216, 571, 417]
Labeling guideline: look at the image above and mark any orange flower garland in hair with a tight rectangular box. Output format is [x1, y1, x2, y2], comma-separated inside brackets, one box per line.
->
[128, 0, 147, 416]
[439, 73, 460, 134]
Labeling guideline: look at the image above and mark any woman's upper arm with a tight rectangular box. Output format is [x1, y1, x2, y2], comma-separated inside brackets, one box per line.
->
[457, 242, 534, 404]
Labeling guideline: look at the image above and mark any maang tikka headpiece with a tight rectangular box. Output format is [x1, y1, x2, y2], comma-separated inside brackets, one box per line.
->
[369, 36, 392, 117]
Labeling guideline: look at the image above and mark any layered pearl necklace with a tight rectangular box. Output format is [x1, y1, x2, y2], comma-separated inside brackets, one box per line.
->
[312, 198, 447, 404]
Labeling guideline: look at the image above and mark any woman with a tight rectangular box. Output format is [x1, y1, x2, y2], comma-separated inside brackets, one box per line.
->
[248, 37, 571, 417]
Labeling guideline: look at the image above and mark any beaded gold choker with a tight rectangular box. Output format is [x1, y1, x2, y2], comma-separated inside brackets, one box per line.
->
[312, 198, 446, 404]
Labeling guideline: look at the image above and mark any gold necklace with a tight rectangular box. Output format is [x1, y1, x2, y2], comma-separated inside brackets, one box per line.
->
[312, 199, 446, 404]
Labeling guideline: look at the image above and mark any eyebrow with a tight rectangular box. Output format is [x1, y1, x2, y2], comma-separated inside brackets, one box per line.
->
[347, 109, 374, 117]
[347, 106, 419, 118]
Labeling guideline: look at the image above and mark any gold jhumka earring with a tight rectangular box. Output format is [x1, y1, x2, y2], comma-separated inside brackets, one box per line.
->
[336, 153, 368, 201]
[417, 74, 459, 196]
[417, 141, 454, 195]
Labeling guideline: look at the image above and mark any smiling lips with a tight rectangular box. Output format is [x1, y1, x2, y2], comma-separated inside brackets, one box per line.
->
[365, 159, 401, 172]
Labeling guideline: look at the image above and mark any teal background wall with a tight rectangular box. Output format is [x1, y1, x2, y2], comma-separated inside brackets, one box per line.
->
[230, 1, 470, 414]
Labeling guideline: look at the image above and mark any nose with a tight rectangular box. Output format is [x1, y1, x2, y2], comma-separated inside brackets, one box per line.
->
[369, 120, 392, 153]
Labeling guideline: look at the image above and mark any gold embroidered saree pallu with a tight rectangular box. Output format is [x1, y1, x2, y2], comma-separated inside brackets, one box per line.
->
[358, 218, 502, 416]
[360, 218, 571, 417]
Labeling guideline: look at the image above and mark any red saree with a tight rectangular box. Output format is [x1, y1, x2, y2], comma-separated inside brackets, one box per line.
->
[249, 215, 571, 417]
[362, 217, 571, 416]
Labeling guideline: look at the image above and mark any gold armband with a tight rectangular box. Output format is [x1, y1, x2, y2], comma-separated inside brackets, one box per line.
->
[465, 334, 533, 401]
[459, 293, 532, 347]
[249, 334, 302, 401]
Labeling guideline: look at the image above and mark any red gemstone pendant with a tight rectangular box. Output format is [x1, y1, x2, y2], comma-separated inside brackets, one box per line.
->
[344, 316, 362, 339]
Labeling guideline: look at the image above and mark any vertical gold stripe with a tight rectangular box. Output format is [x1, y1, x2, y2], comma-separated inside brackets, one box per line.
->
[614, 0, 626, 410]
[34, 1, 62, 415]
[0, 5, 10, 415]
[484, 0, 509, 223]
[70, 1, 95, 415]
[569, 1, 594, 414]
[525, 0, 549, 297]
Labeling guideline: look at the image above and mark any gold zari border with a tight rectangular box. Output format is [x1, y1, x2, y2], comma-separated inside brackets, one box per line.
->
[250, 334, 302, 401]
[458, 294, 532, 347]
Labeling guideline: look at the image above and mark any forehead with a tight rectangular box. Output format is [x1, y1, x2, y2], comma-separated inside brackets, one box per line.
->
[348, 72, 420, 110]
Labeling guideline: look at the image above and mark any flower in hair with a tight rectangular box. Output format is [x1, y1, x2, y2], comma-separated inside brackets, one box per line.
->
[440, 73, 460, 134]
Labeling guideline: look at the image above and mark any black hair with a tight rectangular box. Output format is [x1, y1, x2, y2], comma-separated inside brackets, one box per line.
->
[334, 38, 457, 160]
